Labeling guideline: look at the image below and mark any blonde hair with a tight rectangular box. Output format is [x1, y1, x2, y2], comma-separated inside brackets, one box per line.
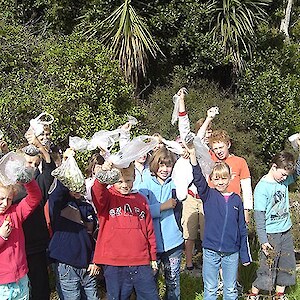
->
[118, 162, 135, 179]
[0, 182, 18, 197]
[208, 129, 231, 147]
[209, 162, 231, 180]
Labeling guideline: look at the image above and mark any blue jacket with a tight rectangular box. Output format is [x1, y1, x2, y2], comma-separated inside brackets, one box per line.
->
[193, 164, 251, 264]
[48, 180, 97, 268]
[139, 175, 183, 253]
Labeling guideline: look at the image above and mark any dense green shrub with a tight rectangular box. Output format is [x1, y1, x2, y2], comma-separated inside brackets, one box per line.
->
[0, 24, 145, 167]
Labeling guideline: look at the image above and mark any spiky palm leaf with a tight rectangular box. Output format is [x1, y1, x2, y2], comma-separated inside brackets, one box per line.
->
[84, 0, 163, 87]
[208, 0, 271, 72]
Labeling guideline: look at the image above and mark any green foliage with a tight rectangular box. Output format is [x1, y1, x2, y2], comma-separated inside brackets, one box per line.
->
[82, 0, 163, 88]
[0, 23, 144, 164]
[237, 37, 300, 161]
[208, 0, 272, 72]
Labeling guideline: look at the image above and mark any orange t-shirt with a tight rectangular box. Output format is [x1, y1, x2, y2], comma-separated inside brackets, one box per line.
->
[209, 154, 250, 196]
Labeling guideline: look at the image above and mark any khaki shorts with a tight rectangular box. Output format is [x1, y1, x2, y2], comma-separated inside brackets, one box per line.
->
[181, 194, 205, 241]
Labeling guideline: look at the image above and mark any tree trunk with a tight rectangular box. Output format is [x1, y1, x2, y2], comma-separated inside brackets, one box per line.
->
[280, 0, 293, 41]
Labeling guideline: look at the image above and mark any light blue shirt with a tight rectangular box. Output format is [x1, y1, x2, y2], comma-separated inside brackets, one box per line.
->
[254, 175, 294, 233]
[139, 176, 183, 253]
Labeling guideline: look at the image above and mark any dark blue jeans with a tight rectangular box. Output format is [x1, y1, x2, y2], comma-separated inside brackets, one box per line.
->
[103, 265, 159, 300]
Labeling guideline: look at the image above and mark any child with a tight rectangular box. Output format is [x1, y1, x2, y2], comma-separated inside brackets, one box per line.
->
[0, 171, 42, 299]
[139, 147, 184, 300]
[91, 161, 158, 300]
[247, 150, 300, 300]
[188, 144, 251, 300]
[48, 165, 99, 299]
[208, 129, 253, 223]
[173, 87, 218, 271]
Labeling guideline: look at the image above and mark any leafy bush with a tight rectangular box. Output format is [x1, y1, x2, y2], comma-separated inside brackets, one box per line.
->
[0, 23, 145, 167]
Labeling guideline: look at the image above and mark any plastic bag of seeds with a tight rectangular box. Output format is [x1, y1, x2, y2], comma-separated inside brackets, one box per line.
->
[95, 168, 121, 185]
[0, 152, 34, 185]
[51, 156, 85, 193]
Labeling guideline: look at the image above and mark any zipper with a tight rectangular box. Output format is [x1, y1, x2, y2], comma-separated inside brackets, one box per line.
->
[219, 200, 228, 251]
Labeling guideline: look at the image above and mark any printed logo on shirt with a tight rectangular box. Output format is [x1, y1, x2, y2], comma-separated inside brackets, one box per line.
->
[270, 190, 289, 221]
[109, 203, 145, 220]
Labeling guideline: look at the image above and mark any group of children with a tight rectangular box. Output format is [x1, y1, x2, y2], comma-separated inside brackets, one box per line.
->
[0, 89, 300, 300]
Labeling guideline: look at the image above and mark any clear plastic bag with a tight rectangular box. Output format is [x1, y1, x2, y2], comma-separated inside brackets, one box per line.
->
[87, 129, 124, 152]
[0, 129, 3, 140]
[193, 137, 214, 177]
[127, 115, 138, 126]
[0, 152, 34, 185]
[171, 88, 188, 125]
[288, 133, 300, 151]
[29, 112, 54, 137]
[161, 138, 184, 155]
[69, 136, 89, 152]
[22, 144, 40, 156]
[109, 135, 158, 168]
[51, 156, 85, 193]
[95, 168, 121, 185]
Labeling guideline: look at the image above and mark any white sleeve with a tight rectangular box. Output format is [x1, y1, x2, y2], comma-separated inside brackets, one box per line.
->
[178, 114, 191, 141]
[240, 177, 253, 210]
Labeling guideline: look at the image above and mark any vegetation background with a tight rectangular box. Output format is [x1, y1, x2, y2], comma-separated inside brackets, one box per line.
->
[0, 0, 300, 298]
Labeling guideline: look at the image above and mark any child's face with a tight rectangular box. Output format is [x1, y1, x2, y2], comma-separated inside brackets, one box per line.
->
[211, 174, 231, 193]
[156, 163, 173, 182]
[24, 154, 41, 170]
[69, 191, 83, 199]
[0, 187, 13, 214]
[211, 141, 230, 160]
[114, 175, 134, 195]
[272, 166, 290, 182]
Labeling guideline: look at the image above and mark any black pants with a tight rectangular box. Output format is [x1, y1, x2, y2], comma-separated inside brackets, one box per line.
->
[27, 251, 50, 300]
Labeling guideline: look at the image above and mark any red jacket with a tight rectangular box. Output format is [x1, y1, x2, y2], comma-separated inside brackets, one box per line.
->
[92, 179, 156, 266]
[0, 180, 42, 284]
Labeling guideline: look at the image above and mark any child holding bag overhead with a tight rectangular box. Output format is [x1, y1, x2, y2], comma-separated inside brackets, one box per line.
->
[187, 144, 251, 300]
[139, 147, 184, 300]
[92, 161, 159, 300]
[0, 157, 42, 300]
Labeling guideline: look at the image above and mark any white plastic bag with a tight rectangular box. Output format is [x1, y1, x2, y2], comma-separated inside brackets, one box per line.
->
[171, 88, 188, 125]
[288, 133, 300, 151]
[29, 112, 54, 137]
[109, 135, 158, 168]
[87, 129, 124, 152]
[162, 138, 184, 155]
[0, 152, 34, 185]
[193, 137, 214, 177]
[69, 136, 89, 152]
[127, 116, 138, 126]
[51, 156, 85, 193]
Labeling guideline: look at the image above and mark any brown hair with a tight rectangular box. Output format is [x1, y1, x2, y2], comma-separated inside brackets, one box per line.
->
[85, 153, 105, 177]
[208, 129, 231, 147]
[194, 118, 212, 135]
[149, 147, 176, 175]
[209, 161, 231, 180]
[271, 151, 295, 173]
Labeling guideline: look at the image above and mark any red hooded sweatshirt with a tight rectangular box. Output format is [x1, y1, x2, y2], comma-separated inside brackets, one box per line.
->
[0, 180, 42, 284]
[92, 179, 156, 266]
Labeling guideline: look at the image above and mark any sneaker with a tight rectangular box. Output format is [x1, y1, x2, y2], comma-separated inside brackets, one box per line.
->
[246, 293, 260, 300]
[273, 293, 288, 300]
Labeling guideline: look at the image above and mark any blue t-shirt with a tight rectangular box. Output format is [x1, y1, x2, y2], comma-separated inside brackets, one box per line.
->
[254, 175, 294, 233]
